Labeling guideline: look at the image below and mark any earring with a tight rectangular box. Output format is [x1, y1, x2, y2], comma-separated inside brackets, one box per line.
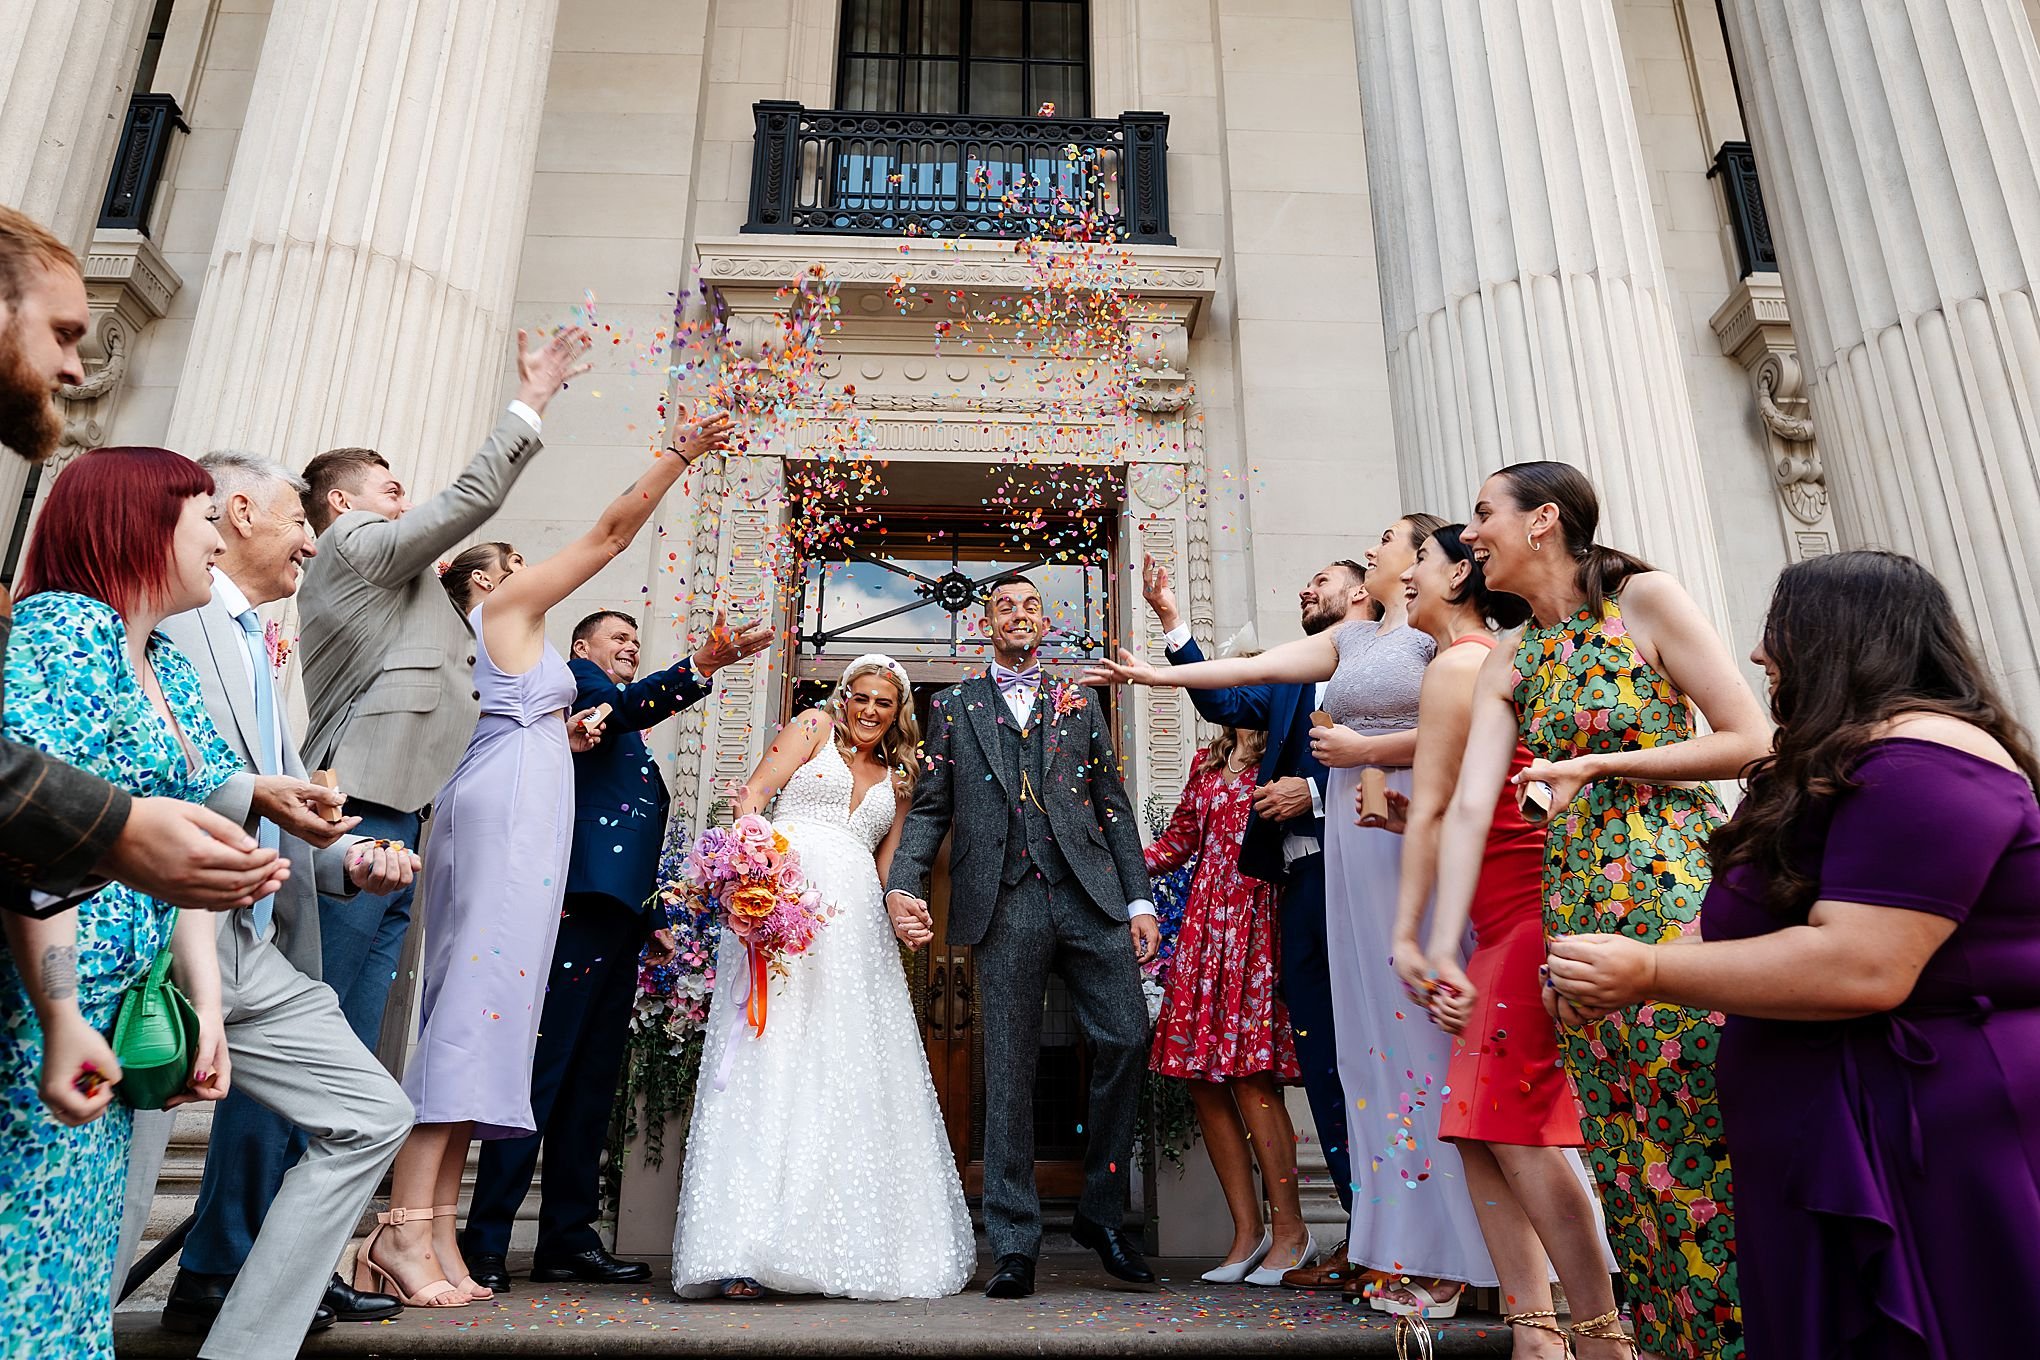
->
[1528, 531, 1542, 553]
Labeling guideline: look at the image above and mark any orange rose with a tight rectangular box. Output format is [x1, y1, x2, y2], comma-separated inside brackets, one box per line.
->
[771, 832, 791, 855]
[731, 883, 779, 919]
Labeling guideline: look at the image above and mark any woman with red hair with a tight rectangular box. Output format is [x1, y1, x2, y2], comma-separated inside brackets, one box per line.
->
[0, 446, 240, 1359]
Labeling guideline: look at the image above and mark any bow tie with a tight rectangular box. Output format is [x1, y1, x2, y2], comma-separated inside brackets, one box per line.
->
[991, 663, 1041, 695]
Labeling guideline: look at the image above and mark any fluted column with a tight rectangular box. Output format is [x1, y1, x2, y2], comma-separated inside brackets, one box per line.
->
[1354, 0, 1729, 630]
[166, 0, 558, 489]
[1715, 0, 2040, 717]
[0, 0, 151, 248]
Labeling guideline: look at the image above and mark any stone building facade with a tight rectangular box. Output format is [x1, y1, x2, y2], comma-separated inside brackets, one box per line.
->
[8, 0, 2040, 1253]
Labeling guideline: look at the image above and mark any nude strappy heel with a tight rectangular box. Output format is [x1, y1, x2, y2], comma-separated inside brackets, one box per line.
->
[1569, 1309, 1639, 1357]
[434, 1203, 494, 1300]
[353, 1206, 469, 1308]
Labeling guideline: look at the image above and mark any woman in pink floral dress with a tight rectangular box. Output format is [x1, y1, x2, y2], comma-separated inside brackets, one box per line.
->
[1146, 726, 1311, 1285]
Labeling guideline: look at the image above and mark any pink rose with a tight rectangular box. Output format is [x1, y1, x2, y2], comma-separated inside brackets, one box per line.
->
[1645, 1162, 1675, 1192]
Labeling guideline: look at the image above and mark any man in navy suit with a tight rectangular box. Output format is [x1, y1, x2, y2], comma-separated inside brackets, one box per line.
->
[1141, 554, 1375, 1285]
[462, 608, 770, 1289]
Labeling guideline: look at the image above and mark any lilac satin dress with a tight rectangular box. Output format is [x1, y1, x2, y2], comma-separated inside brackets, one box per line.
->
[403, 606, 578, 1138]
[1705, 738, 2040, 1358]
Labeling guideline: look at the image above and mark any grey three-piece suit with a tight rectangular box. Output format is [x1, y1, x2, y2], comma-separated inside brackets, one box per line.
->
[885, 674, 1153, 1260]
[113, 584, 412, 1360]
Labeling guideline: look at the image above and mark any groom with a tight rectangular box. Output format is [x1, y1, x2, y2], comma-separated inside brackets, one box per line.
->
[886, 575, 1160, 1300]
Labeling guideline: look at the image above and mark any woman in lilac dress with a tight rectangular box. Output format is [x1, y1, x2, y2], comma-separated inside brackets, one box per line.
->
[357, 413, 733, 1310]
[1547, 550, 2040, 1359]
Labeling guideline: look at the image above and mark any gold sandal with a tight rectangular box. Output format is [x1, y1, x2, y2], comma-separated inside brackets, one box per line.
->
[353, 1207, 469, 1308]
[1506, 1310, 1572, 1356]
[1569, 1309, 1639, 1357]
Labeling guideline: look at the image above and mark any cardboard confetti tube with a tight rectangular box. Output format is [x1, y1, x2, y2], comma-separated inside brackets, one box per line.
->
[1358, 767, 1390, 827]
[310, 768, 344, 823]
[576, 702, 613, 733]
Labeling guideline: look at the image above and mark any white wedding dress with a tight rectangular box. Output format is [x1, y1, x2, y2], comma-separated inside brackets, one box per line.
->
[671, 740, 976, 1300]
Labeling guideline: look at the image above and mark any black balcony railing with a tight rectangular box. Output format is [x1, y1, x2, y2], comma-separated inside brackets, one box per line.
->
[98, 93, 187, 234]
[1709, 140, 1778, 278]
[744, 101, 1173, 245]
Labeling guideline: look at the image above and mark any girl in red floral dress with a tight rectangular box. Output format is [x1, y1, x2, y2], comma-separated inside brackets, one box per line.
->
[1146, 725, 1310, 1285]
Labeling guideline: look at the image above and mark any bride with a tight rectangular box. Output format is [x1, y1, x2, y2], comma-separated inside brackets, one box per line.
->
[672, 654, 975, 1300]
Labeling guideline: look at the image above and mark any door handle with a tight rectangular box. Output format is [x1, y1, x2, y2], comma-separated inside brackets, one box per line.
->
[926, 957, 949, 1040]
[948, 953, 973, 1035]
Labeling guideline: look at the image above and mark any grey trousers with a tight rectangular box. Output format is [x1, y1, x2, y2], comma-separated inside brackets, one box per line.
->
[115, 917, 412, 1359]
[973, 874, 1151, 1261]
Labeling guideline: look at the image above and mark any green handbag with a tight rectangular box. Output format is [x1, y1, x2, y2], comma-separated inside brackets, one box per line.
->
[110, 910, 201, 1110]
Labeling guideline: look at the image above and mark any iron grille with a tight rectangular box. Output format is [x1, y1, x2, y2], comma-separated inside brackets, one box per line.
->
[98, 94, 186, 234]
[1710, 140, 1778, 278]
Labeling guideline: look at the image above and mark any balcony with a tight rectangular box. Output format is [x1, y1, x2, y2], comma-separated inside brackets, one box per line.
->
[1710, 140, 1778, 278]
[98, 94, 186, 235]
[743, 100, 1173, 245]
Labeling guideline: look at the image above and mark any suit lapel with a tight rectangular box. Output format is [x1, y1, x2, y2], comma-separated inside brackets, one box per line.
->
[200, 598, 265, 768]
[959, 674, 1014, 796]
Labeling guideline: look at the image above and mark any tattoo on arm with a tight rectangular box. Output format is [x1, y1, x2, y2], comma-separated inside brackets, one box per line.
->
[40, 945, 79, 1003]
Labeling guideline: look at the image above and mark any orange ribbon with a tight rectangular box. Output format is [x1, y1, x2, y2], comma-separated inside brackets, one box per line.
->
[745, 944, 769, 1038]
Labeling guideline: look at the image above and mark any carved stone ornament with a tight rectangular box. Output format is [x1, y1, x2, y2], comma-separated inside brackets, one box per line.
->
[1128, 463, 1184, 510]
[1710, 273, 1832, 540]
[54, 230, 182, 451]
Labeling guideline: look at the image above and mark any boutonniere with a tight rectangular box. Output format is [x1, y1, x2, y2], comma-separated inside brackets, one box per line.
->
[1048, 680, 1088, 721]
[263, 619, 293, 676]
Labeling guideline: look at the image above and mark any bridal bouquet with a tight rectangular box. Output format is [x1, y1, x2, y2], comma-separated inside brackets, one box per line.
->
[679, 814, 830, 1043]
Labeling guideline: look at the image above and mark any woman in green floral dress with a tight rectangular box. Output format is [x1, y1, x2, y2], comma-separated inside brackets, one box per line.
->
[1427, 463, 1771, 1360]
[0, 448, 237, 1360]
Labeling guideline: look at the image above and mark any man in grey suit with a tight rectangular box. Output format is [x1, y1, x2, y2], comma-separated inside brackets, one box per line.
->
[292, 325, 590, 1052]
[885, 575, 1160, 1300]
[117, 453, 423, 1356]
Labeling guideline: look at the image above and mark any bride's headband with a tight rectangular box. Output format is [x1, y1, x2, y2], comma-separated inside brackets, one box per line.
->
[836, 653, 912, 699]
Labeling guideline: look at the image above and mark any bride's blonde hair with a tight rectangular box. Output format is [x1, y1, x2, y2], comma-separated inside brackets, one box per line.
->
[828, 659, 921, 791]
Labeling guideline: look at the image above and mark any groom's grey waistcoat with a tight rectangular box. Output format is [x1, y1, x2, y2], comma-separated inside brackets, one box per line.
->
[887, 673, 1150, 946]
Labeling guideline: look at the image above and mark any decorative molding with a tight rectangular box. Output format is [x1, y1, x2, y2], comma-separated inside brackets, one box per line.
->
[55, 229, 182, 451]
[1127, 463, 1183, 511]
[704, 455, 784, 826]
[1711, 273, 1833, 555]
[668, 454, 728, 827]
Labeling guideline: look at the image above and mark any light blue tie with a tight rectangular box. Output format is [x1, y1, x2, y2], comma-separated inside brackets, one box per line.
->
[236, 609, 281, 937]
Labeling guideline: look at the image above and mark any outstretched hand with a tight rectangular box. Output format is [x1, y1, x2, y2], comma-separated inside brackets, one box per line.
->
[692, 609, 774, 677]
[667, 412, 735, 466]
[1140, 553, 1182, 632]
[515, 326, 594, 416]
[1080, 648, 1161, 689]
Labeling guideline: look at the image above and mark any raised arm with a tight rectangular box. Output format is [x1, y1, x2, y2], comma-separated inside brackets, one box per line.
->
[1389, 649, 1484, 999]
[734, 708, 830, 818]
[334, 328, 593, 588]
[487, 415, 732, 640]
[1532, 572, 1770, 796]
[1084, 630, 1340, 691]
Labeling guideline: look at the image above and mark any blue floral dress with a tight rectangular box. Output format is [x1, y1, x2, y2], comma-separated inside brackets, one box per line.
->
[0, 592, 238, 1360]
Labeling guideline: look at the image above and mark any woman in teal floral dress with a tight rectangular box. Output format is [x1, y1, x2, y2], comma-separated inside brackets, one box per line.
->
[1431, 464, 1772, 1360]
[0, 447, 237, 1360]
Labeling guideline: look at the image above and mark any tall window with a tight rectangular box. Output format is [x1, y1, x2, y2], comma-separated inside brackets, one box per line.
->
[837, 0, 1090, 118]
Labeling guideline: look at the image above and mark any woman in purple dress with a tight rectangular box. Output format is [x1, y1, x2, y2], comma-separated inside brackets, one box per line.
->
[1546, 550, 2040, 1359]
[357, 412, 733, 1310]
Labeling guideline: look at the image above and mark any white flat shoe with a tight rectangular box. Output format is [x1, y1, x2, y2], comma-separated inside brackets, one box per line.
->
[1370, 1278, 1464, 1319]
[1199, 1230, 1273, 1284]
[1243, 1236, 1320, 1287]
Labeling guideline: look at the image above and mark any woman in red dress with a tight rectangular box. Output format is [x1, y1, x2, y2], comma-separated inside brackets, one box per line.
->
[1146, 724, 1309, 1286]
[1387, 525, 1620, 1354]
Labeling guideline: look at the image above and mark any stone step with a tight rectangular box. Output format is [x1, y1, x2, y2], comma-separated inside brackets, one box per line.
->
[115, 1259, 1518, 1357]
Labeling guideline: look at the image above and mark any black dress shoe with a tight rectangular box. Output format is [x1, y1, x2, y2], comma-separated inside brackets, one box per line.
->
[984, 1253, 1036, 1299]
[528, 1246, 653, 1284]
[466, 1254, 514, 1294]
[324, 1271, 404, 1322]
[1070, 1213, 1156, 1284]
[162, 1270, 335, 1335]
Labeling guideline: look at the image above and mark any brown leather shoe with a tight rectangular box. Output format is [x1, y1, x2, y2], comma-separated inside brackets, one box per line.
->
[1279, 1241, 1354, 1289]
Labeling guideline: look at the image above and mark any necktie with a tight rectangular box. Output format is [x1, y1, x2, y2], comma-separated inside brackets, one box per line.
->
[236, 609, 281, 937]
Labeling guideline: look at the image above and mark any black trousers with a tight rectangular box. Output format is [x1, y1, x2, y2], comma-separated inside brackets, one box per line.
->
[463, 892, 647, 1260]
[1276, 853, 1354, 1214]
[974, 873, 1151, 1261]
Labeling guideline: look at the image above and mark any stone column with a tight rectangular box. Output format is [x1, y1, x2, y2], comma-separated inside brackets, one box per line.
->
[165, 0, 560, 488]
[1715, 0, 2040, 717]
[1353, 0, 1730, 630]
[0, 0, 152, 248]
